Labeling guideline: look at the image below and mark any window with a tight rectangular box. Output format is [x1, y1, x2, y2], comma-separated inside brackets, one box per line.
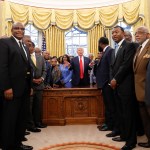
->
[25, 24, 42, 47]
[65, 27, 88, 56]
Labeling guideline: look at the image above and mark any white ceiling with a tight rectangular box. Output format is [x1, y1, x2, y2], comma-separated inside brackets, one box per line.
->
[8, 0, 132, 9]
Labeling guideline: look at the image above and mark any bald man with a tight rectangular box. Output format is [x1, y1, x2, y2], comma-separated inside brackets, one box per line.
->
[0, 22, 33, 149]
[133, 26, 150, 148]
[124, 31, 132, 42]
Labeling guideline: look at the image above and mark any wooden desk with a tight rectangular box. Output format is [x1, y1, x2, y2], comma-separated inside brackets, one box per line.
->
[42, 87, 104, 125]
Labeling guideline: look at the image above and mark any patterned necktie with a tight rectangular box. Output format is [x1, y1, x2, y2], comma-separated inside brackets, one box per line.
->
[80, 56, 84, 79]
[134, 45, 142, 67]
[31, 53, 36, 66]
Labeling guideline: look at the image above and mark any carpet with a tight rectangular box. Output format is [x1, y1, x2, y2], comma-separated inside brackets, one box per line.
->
[40, 142, 120, 150]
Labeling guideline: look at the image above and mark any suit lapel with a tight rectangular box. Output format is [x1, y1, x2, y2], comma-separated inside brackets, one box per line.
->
[134, 40, 150, 71]
[112, 40, 126, 65]
[11, 36, 28, 64]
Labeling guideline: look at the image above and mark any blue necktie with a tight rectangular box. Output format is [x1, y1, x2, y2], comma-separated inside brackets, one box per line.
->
[115, 44, 119, 57]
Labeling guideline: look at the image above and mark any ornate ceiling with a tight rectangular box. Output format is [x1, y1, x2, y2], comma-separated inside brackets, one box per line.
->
[8, 0, 132, 9]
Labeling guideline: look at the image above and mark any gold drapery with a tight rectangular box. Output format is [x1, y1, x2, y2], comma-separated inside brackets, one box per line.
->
[43, 26, 65, 56]
[1, 0, 150, 56]
[3, 0, 146, 32]
[88, 24, 104, 57]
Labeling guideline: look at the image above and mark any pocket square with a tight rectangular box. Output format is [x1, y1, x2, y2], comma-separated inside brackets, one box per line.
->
[143, 54, 150, 58]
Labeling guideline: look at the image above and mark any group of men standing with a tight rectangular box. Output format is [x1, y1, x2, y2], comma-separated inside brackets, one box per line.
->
[96, 25, 150, 150]
[0, 21, 150, 150]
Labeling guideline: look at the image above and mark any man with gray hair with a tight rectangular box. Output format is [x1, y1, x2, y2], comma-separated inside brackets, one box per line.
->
[133, 26, 150, 148]
[69, 47, 92, 87]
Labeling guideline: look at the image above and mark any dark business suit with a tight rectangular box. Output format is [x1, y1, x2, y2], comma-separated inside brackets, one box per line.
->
[0, 36, 32, 149]
[96, 46, 115, 129]
[145, 60, 150, 107]
[110, 40, 137, 146]
[29, 53, 46, 127]
[70, 56, 91, 87]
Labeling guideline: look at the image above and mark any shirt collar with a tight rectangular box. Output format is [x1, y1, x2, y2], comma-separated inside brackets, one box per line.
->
[141, 39, 149, 48]
[103, 45, 109, 52]
[12, 35, 22, 44]
[117, 39, 124, 48]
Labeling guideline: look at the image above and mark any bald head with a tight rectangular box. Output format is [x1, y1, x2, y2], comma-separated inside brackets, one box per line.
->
[135, 26, 149, 44]
[124, 31, 132, 42]
[23, 35, 31, 48]
[35, 47, 42, 55]
[11, 22, 25, 40]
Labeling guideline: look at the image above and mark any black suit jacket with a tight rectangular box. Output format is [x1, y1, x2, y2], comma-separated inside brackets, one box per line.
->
[110, 40, 136, 95]
[70, 56, 91, 86]
[96, 46, 114, 88]
[0, 36, 32, 97]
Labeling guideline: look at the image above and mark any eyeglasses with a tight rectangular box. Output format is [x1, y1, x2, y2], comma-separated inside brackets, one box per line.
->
[134, 31, 149, 36]
[13, 27, 25, 31]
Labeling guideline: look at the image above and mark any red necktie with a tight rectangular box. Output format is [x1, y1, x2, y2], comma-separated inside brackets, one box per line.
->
[80, 56, 84, 79]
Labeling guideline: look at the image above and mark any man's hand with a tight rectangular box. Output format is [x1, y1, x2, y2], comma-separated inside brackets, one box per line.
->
[89, 61, 95, 68]
[110, 79, 117, 89]
[4, 88, 13, 100]
[33, 78, 43, 84]
[30, 88, 33, 96]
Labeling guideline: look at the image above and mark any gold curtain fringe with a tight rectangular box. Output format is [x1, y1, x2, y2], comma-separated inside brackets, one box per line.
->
[3, 0, 145, 31]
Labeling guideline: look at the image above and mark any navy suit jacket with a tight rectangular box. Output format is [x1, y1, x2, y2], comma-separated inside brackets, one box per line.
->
[145, 60, 150, 106]
[70, 56, 91, 86]
[96, 46, 114, 88]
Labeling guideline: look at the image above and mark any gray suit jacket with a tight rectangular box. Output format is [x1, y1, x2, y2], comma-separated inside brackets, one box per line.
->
[31, 54, 46, 90]
[145, 60, 150, 106]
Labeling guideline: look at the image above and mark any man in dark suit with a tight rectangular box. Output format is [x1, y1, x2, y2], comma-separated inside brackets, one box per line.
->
[96, 37, 115, 131]
[124, 31, 144, 137]
[28, 42, 47, 129]
[145, 60, 150, 107]
[0, 22, 33, 149]
[109, 26, 137, 150]
[70, 47, 92, 87]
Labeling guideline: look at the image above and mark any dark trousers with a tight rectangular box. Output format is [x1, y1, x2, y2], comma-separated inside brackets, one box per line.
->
[102, 84, 115, 129]
[114, 90, 137, 145]
[139, 102, 150, 142]
[0, 88, 30, 149]
[32, 90, 43, 125]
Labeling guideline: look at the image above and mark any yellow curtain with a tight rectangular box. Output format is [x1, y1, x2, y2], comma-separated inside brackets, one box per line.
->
[32, 7, 52, 29]
[43, 26, 65, 57]
[5, 21, 12, 36]
[77, 9, 96, 29]
[122, 0, 140, 25]
[3, 0, 144, 31]
[88, 24, 104, 57]
[10, 3, 29, 25]
[132, 18, 145, 33]
[144, 0, 150, 30]
[99, 5, 119, 27]
[0, 1, 5, 37]
[55, 10, 73, 30]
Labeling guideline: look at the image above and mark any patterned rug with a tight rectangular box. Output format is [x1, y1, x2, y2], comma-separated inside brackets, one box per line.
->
[40, 142, 120, 150]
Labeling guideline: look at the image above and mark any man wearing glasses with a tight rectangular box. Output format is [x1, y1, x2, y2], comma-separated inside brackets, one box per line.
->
[134, 26, 150, 148]
[0, 22, 33, 150]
